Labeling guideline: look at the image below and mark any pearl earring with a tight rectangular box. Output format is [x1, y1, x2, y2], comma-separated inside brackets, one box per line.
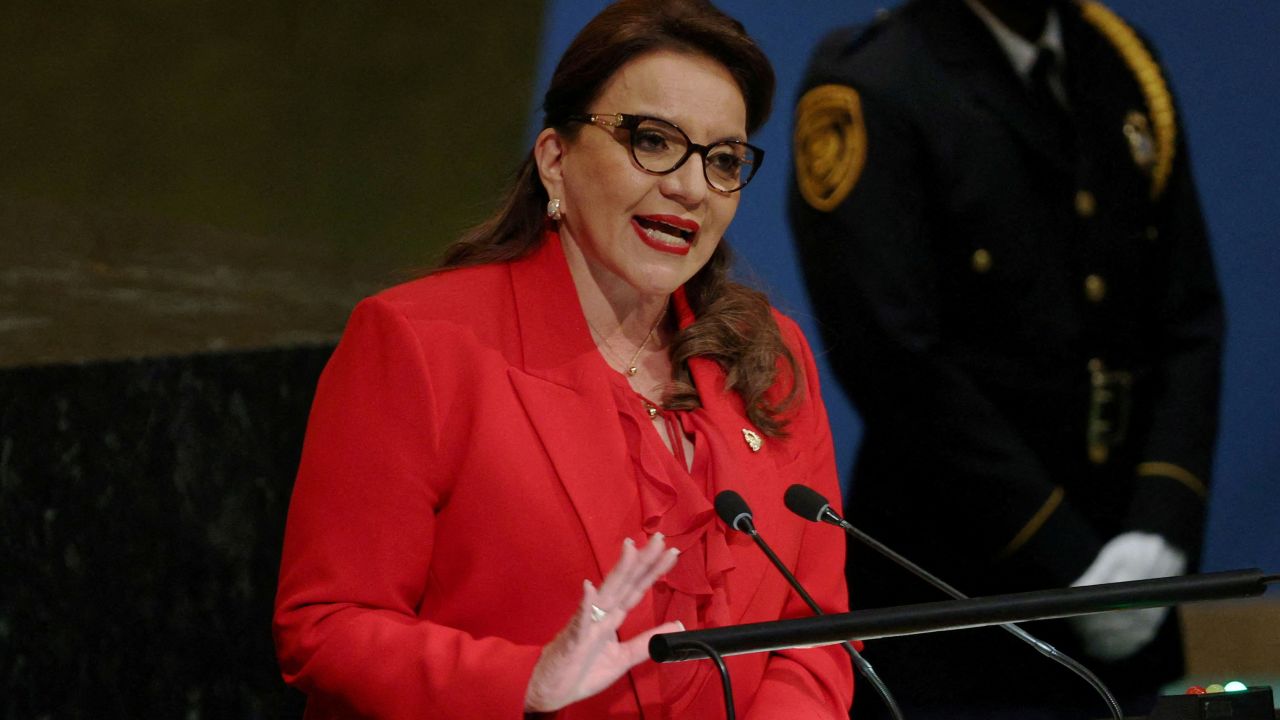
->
[546, 198, 562, 221]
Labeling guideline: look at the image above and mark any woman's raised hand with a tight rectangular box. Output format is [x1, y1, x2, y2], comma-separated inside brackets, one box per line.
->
[523, 533, 682, 713]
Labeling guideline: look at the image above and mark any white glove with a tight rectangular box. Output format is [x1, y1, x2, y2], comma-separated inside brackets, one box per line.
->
[1069, 531, 1187, 662]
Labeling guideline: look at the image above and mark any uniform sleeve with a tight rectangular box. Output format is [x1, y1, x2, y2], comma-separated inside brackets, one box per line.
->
[745, 320, 854, 719]
[789, 73, 1103, 589]
[1127, 105, 1224, 559]
[272, 297, 542, 718]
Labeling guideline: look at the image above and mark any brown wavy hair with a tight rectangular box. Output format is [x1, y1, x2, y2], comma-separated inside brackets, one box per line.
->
[437, 0, 798, 436]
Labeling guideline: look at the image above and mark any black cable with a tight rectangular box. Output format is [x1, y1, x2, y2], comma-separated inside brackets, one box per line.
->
[683, 638, 734, 720]
[840, 644, 904, 720]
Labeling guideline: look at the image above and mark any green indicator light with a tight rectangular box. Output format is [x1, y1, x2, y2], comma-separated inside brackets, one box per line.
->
[1223, 681, 1248, 692]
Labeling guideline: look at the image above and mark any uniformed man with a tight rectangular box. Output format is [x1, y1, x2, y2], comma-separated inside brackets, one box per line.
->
[788, 1, 1223, 717]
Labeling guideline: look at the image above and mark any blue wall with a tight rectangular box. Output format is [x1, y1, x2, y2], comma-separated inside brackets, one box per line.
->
[532, 2, 1280, 576]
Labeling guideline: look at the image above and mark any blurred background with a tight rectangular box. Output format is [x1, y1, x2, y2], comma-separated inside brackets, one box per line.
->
[2, 1, 1275, 717]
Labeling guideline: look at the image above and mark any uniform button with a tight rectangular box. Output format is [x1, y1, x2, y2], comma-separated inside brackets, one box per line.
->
[1145, 225, 1159, 241]
[1084, 274, 1107, 303]
[1075, 190, 1096, 218]
[971, 248, 992, 273]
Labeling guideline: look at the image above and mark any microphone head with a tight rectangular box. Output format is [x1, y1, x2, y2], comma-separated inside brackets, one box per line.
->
[784, 484, 831, 523]
[714, 490, 754, 533]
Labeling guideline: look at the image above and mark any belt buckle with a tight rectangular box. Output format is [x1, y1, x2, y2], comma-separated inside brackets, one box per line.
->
[1087, 358, 1133, 465]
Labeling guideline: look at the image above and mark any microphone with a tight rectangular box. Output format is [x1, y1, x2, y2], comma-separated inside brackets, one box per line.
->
[784, 484, 1124, 720]
[713, 490, 904, 720]
[783, 484, 842, 525]
[713, 490, 755, 534]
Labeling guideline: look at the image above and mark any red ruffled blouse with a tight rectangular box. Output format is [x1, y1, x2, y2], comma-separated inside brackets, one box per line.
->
[605, 367, 738, 717]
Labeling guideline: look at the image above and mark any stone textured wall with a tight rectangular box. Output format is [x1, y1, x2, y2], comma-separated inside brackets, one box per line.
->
[1, 345, 332, 717]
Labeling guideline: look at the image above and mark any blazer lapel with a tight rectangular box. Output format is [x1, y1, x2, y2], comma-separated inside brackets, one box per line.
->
[506, 235, 637, 581]
[920, 0, 1074, 173]
[504, 235, 664, 712]
[673, 289, 787, 624]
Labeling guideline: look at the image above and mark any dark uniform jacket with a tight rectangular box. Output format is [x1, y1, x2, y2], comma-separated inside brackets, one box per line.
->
[789, 0, 1223, 712]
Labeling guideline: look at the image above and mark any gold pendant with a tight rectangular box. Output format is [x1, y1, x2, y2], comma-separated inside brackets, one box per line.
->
[742, 428, 763, 453]
[627, 366, 638, 376]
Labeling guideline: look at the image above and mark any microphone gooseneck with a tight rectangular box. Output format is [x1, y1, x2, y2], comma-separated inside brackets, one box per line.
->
[788, 485, 970, 597]
[714, 490, 904, 720]
[784, 483, 1123, 720]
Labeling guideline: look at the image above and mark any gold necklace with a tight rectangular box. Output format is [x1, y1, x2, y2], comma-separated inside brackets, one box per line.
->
[587, 303, 667, 376]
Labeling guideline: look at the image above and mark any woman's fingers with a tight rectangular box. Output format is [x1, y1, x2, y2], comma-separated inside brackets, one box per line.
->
[595, 537, 643, 604]
[617, 546, 679, 613]
[595, 533, 673, 611]
[580, 580, 626, 635]
[525, 539, 683, 713]
[581, 534, 675, 631]
[627, 536, 679, 605]
[622, 620, 686, 666]
[580, 535, 680, 641]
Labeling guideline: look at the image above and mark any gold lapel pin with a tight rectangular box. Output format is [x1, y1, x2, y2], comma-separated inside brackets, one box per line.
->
[742, 428, 763, 453]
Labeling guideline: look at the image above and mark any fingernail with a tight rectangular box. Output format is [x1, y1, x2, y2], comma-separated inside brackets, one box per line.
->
[652, 532, 665, 542]
[584, 579, 595, 591]
[623, 537, 635, 548]
[675, 621, 686, 631]
[668, 548, 680, 557]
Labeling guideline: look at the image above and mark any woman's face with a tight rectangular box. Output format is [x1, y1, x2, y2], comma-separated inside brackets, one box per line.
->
[545, 49, 749, 300]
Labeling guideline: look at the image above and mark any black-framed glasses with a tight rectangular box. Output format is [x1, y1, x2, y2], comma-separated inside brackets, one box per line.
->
[564, 113, 764, 193]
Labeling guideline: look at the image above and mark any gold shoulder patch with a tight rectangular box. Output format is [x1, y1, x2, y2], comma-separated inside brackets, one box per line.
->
[794, 84, 867, 212]
[1078, 0, 1177, 199]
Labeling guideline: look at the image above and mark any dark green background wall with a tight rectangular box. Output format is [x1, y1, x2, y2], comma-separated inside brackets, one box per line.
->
[1, 2, 545, 367]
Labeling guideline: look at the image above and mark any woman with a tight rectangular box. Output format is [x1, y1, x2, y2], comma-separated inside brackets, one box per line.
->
[273, 1, 852, 717]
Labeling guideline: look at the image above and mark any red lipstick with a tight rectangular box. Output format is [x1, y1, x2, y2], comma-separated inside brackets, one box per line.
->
[632, 215, 699, 256]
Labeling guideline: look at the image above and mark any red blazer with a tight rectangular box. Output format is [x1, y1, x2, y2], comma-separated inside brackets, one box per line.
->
[273, 236, 853, 719]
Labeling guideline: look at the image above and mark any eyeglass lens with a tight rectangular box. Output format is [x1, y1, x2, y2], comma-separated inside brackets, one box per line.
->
[630, 117, 758, 192]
